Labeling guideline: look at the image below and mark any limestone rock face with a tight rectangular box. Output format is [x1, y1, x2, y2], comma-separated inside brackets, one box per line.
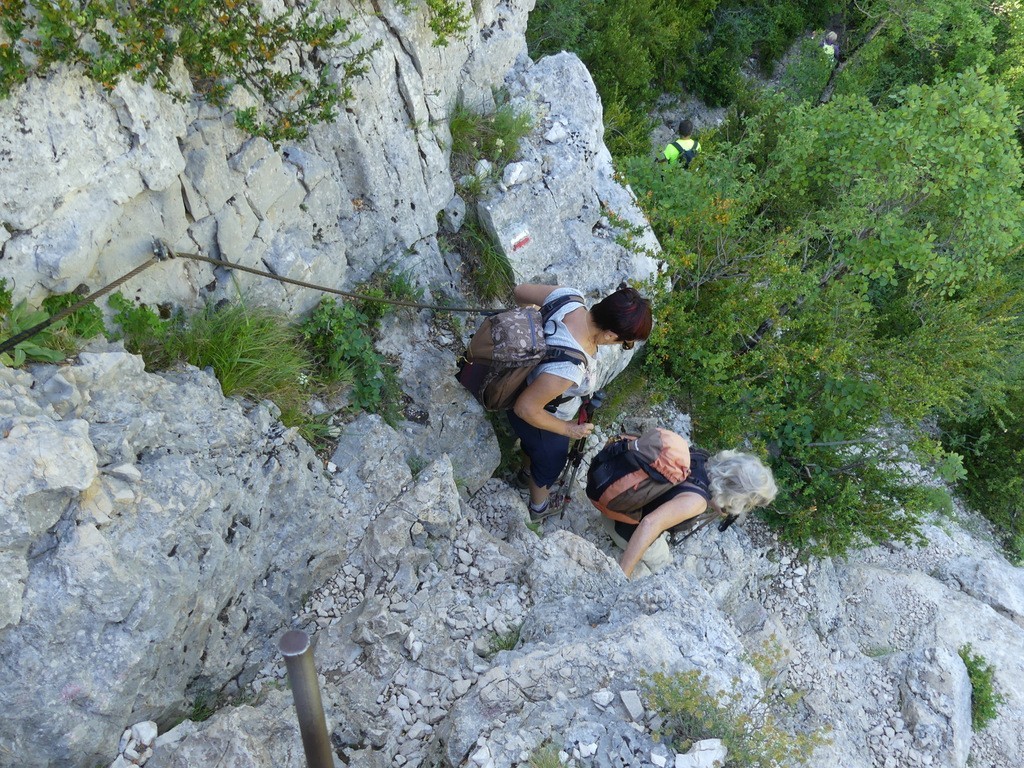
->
[477, 53, 662, 291]
[0, 0, 535, 316]
[0, 344, 366, 767]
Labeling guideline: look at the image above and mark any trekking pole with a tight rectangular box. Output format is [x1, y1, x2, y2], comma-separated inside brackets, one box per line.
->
[668, 511, 739, 546]
[551, 390, 605, 513]
[279, 630, 334, 768]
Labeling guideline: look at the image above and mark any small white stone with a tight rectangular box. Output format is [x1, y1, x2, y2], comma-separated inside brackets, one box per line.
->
[651, 753, 667, 767]
[130, 720, 158, 747]
[592, 689, 615, 708]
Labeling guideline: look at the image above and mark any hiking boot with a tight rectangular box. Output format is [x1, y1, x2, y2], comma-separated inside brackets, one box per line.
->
[528, 499, 559, 523]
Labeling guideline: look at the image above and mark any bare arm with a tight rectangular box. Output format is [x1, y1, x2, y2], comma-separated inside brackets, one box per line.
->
[619, 492, 708, 578]
[514, 283, 560, 307]
[512, 373, 594, 439]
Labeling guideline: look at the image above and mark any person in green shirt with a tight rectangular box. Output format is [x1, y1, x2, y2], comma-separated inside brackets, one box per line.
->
[821, 31, 839, 62]
[662, 119, 700, 167]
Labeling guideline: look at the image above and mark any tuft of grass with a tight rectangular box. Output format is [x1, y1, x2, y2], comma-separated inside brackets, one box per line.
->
[353, 268, 423, 327]
[167, 302, 309, 406]
[407, 454, 429, 477]
[448, 96, 534, 191]
[959, 644, 1005, 730]
[528, 743, 563, 768]
[452, 222, 515, 303]
[487, 625, 522, 656]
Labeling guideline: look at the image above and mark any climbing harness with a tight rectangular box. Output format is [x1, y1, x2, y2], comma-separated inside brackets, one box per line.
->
[0, 239, 498, 356]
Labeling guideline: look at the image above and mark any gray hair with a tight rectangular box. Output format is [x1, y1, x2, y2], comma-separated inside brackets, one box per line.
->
[706, 450, 778, 522]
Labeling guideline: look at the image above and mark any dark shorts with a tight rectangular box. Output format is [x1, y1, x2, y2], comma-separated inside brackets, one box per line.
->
[507, 410, 571, 489]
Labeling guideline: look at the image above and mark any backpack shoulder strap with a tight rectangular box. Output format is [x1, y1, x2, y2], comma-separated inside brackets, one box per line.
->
[670, 141, 685, 155]
[540, 292, 586, 323]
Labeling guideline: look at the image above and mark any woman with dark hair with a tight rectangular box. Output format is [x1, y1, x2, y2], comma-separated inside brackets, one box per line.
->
[509, 283, 652, 521]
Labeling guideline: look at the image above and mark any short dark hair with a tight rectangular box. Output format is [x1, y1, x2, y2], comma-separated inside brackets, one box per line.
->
[591, 284, 653, 342]
[677, 119, 694, 137]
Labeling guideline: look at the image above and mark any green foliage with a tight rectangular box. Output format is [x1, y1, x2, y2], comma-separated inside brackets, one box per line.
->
[107, 293, 177, 370]
[352, 268, 423, 327]
[487, 625, 522, 656]
[407, 454, 429, 477]
[941, 382, 1024, 564]
[424, 0, 472, 47]
[959, 644, 1005, 730]
[779, 35, 834, 103]
[528, 743, 563, 768]
[0, 278, 11, 318]
[0, 293, 65, 367]
[41, 292, 105, 342]
[0, 0, 374, 144]
[298, 297, 402, 423]
[528, 0, 718, 112]
[189, 689, 220, 723]
[449, 96, 534, 190]
[642, 668, 831, 766]
[0, 282, 108, 367]
[602, 89, 659, 158]
[449, 221, 515, 303]
[624, 70, 1024, 556]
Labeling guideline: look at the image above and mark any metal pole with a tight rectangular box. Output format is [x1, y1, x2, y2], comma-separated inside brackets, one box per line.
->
[279, 630, 334, 768]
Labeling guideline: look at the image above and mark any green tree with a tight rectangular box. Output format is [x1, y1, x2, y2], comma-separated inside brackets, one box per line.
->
[626, 71, 1024, 555]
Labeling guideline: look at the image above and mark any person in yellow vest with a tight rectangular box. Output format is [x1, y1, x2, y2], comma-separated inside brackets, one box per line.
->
[821, 31, 839, 62]
[662, 119, 700, 168]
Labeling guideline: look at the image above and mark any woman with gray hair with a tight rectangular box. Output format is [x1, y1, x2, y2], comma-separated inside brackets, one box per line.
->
[590, 430, 777, 578]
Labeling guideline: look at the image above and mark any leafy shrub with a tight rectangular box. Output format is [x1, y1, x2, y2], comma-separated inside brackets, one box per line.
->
[959, 644, 1005, 731]
[602, 90, 658, 158]
[0, 0, 375, 144]
[642, 668, 830, 766]
[0, 295, 65, 367]
[298, 297, 402, 423]
[941, 388, 1024, 565]
[107, 293, 177, 370]
[527, 0, 716, 112]
[779, 36, 834, 103]
[0, 282, 107, 367]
